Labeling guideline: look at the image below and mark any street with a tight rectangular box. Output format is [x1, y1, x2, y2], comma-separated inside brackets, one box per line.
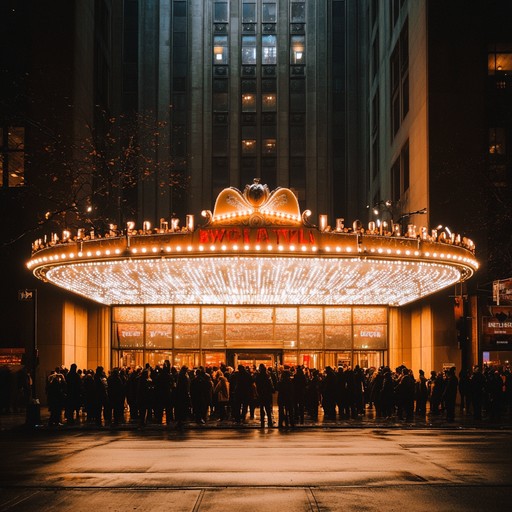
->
[0, 427, 510, 511]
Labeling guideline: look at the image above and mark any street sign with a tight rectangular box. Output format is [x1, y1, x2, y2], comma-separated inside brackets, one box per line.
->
[18, 289, 35, 301]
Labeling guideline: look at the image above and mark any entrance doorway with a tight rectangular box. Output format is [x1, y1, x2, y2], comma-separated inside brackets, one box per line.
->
[353, 350, 384, 369]
[227, 349, 282, 369]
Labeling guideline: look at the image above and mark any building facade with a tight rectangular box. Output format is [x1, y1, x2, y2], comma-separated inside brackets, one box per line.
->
[3, 1, 511, 396]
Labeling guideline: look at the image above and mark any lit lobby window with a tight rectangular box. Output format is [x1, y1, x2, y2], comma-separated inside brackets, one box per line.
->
[262, 93, 277, 111]
[213, 35, 228, 64]
[262, 139, 277, 154]
[262, 35, 277, 64]
[242, 139, 257, 154]
[242, 36, 257, 64]
[242, 93, 256, 111]
[291, 35, 305, 64]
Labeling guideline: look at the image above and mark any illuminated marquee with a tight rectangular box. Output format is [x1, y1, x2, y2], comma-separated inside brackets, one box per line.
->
[27, 181, 478, 307]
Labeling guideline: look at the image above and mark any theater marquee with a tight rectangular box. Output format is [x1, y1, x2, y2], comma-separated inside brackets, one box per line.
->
[27, 181, 478, 307]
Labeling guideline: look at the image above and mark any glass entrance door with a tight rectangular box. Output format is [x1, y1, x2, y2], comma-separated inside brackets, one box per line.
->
[353, 350, 384, 369]
[235, 352, 274, 369]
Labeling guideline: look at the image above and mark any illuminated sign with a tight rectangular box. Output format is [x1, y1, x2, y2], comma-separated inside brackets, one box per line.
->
[483, 318, 512, 335]
[198, 228, 316, 245]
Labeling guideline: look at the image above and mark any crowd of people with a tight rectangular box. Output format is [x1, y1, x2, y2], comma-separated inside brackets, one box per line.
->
[40, 362, 512, 428]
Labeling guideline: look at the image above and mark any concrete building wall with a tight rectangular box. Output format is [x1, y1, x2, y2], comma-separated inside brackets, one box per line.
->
[86, 307, 111, 371]
[62, 301, 89, 369]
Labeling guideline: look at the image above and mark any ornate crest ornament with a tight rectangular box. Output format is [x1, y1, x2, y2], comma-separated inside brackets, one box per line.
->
[202, 178, 302, 227]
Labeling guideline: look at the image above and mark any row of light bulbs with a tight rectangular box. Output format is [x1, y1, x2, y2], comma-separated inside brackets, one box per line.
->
[27, 236, 479, 276]
[42, 255, 464, 306]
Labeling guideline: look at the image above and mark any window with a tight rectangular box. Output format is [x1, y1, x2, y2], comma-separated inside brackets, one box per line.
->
[262, 35, 277, 64]
[390, 20, 408, 137]
[488, 45, 512, 89]
[291, 35, 305, 64]
[212, 126, 229, 156]
[262, 2, 277, 23]
[391, 156, 400, 202]
[489, 127, 506, 156]
[262, 139, 277, 154]
[0, 126, 25, 188]
[213, 93, 229, 111]
[242, 35, 257, 64]
[372, 138, 379, 180]
[240, 157, 257, 186]
[402, 141, 409, 192]
[291, 1, 305, 23]
[242, 139, 257, 154]
[213, 35, 228, 64]
[262, 93, 277, 111]
[242, 1, 256, 23]
[391, 139, 409, 201]
[214, 1, 228, 22]
[242, 93, 256, 112]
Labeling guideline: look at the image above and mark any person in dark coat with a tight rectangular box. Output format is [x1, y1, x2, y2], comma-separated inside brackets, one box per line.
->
[305, 369, 320, 421]
[93, 366, 110, 426]
[380, 371, 395, 419]
[458, 369, 471, 414]
[321, 366, 337, 420]
[277, 369, 295, 428]
[254, 364, 275, 427]
[65, 363, 83, 424]
[154, 362, 175, 424]
[231, 365, 253, 424]
[175, 366, 191, 428]
[443, 366, 459, 422]
[397, 368, 415, 421]
[293, 366, 307, 424]
[428, 370, 443, 415]
[469, 365, 484, 420]
[136, 368, 155, 427]
[107, 367, 126, 425]
[415, 369, 429, 417]
[369, 368, 385, 418]
[190, 368, 212, 424]
[82, 370, 96, 422]
[46, 370, 67, 426]
[353, 365, 365, 417]
[213, 371, 230, 421]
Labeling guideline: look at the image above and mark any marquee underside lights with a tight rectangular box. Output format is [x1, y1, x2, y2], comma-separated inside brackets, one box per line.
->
[27, 181, 479, 307]
[40, 256, 466, 307]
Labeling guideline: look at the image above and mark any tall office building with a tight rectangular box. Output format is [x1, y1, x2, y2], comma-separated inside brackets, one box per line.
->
[121, 0, 367, 223]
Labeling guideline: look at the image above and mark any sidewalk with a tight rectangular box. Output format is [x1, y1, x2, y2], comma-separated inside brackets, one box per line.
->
[2, 405, 512, 432]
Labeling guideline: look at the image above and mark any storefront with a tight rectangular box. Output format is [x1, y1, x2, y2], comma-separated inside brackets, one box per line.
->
[27, 181, 478, 374]
[481, 305, 512, 367]
[112, 304, 388, 370]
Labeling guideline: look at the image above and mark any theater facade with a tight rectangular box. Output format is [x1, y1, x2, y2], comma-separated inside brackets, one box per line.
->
[27, 182, 478, 374]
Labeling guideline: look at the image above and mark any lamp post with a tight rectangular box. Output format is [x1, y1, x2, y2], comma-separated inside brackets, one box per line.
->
[18, 288, 41, 426]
